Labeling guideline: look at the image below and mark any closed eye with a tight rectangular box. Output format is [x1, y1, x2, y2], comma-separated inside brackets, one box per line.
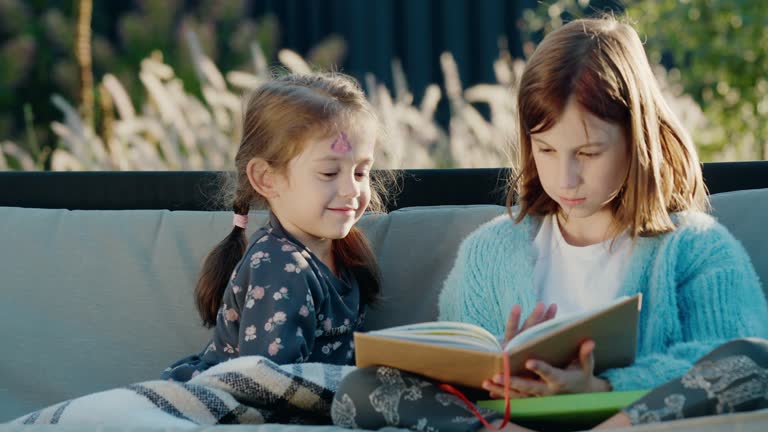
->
[320, 172, 338, 178]
[579, 152, 601, 157]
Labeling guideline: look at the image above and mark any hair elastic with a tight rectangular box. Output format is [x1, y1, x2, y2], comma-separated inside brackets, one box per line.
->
[233, 213, 248, 229]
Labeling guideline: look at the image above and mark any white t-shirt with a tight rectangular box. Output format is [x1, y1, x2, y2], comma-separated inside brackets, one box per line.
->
[533, 214, 633, 316]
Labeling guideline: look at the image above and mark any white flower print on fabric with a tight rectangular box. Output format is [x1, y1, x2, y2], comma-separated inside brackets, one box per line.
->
[306, 293, 316, 311]
[232, 285, 242, 295]
[268, 338, 284, 356]
[626, 395, 687, 424]
[281, 244, 296, 252]
[220, 303, 238, 324]
[323, 318, 333, 332]
[331, 393, 359, 429]
[369, 367, 428, 425]
[413, 418, 438, 432]
[274, 311, 287, 324]
[283, 251, 309, 274]
[223, 343, 236, 354]
[284, 263, 301, 273]
[250, 250, 271, 268]
[264, 311, 288, 332]
[273, 287, 290, 301]
[256, 235, 269, 243]
[245, 285, 267, 309]
[224, 308, 239, 323]
[244, 325, 257, 341]
[321, 341, 342, 355]
[204, 342, 216, 353]
[680, 355, 768, 414]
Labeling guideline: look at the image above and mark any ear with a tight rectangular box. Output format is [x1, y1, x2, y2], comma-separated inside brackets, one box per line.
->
[246, 158, 280, 199]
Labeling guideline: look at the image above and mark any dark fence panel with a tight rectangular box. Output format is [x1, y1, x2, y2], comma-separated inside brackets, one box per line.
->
[248, 0, 539, 101]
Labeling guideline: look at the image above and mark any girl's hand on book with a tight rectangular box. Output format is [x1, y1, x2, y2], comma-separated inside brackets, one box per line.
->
[503, 302, 558, 343]
[484, 339, 612, 398]
[481, 380, 534, 399]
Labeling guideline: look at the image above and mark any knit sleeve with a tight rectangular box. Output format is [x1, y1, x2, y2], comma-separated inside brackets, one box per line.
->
[438, 220, 507, 338]
[600, 221, 768, 391]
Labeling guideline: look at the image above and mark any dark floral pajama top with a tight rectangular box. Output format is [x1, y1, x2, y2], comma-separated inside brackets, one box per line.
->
[162, 213, 366, 382]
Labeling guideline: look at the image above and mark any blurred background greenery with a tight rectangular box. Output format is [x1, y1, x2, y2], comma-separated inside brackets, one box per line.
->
[0, 0, 765, 170]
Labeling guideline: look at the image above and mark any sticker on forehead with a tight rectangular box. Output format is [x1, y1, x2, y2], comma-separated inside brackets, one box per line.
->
[330, 132, 352, 153]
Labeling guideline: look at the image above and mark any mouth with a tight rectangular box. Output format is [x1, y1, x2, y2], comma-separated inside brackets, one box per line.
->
[559, 197, 586, 207]
[327, 207, 357, 214]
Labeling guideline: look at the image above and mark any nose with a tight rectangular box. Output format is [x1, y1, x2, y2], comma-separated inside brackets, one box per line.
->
[560, 157, 582, 190]
[338, 172, 361, 198]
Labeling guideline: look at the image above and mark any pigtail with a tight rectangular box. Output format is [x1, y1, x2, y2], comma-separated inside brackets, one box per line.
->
[194, 199, 250, 328]
[332, 226, 381, 306]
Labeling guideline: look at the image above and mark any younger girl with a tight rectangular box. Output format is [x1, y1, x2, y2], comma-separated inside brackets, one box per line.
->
[332, 17, 768, 431]
[163, 73, 386, 381]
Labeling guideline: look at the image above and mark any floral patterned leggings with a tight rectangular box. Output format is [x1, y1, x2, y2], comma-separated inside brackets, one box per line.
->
[331, 338, 768, 431]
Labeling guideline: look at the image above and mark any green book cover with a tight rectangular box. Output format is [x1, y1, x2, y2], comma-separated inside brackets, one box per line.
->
[477, 389, 649, 429]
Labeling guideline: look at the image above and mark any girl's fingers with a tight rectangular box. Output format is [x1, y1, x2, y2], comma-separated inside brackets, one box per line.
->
[544, 303, 558, 321]
[489, 387, 529, 399]
[526, 360, 561, 385]
[506, 303, 558, 342]
[482, 380, 530, 399]
[508, 376, 550, 396]
[523, 302, 545, 329]
[579, 339, 596, 373]
[504, 304, 523, 342]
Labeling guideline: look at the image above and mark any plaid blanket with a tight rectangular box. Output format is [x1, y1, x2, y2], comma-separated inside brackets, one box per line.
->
[12, 356, 355, 427]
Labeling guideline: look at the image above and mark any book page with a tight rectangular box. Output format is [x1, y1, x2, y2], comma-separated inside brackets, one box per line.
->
[370, 321, 501, 351]
[504, 296, 630, 351]
[373, 332, 501, 351]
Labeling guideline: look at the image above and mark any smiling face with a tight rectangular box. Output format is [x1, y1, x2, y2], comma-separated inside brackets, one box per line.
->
[267, 121, 375, 251]
[530, 98, 629, 237]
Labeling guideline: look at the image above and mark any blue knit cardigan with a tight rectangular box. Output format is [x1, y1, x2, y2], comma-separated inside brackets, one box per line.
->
[438, 210, 768, 391]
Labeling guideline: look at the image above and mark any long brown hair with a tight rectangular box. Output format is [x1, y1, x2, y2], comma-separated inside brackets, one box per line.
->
[509, 17, 708, 238]
[196, 73, 386, 327]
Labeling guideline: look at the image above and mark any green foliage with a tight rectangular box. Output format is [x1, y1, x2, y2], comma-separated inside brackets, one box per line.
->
[0, 0, 285, 164]
[623, 0, 768, 160]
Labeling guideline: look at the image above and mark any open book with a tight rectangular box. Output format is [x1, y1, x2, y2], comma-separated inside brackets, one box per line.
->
[354, 294, 642, 389]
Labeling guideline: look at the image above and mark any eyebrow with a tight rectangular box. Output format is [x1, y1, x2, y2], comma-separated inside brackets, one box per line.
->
[531, 137, 607, 148]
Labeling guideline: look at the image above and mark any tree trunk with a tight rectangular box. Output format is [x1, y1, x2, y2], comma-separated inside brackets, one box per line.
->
[75, 0, 94, 128]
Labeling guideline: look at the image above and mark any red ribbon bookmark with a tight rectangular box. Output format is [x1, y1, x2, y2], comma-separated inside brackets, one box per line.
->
[438, 351, 512, 430]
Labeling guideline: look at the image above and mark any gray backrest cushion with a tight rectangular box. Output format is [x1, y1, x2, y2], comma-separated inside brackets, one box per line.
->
[0, 204, 502, 420]
[710, 188, 768, 297]
[358, 205, 508, 329]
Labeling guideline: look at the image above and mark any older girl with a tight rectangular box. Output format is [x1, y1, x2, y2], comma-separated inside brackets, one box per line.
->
[333, 17, 768, 431]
